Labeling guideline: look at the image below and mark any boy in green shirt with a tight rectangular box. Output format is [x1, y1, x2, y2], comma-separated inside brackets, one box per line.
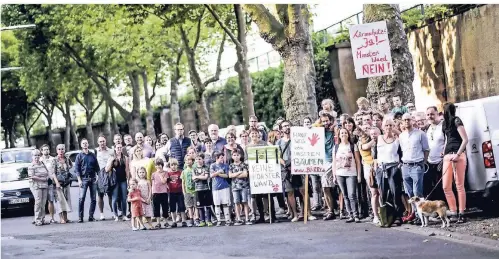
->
[181, 155, 198, 227]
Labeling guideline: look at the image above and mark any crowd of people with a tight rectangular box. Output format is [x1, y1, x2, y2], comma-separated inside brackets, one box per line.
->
[27, 95, 469, 230]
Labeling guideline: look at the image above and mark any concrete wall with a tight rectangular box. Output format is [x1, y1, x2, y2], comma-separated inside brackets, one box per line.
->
[329, 5, 499, 112]
[327, 42, 369, 115]
[408, 4, 499, 109]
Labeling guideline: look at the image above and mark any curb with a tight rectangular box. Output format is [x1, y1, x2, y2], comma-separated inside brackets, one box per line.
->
[390, 223, 499, 251]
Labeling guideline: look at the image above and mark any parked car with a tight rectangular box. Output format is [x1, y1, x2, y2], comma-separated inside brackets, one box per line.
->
[1, 147, 35, 164]
[1, 162, 35, 215]
[455, 95, 499, 213]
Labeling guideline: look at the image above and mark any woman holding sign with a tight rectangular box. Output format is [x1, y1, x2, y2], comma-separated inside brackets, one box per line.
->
[333, 128, 362, 223]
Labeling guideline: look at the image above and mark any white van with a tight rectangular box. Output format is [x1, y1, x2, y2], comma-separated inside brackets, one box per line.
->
[455, 95, 499, 212]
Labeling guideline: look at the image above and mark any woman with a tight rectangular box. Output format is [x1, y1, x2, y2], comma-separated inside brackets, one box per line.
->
[238, 130, 249, 150]
[374, 118, 404, 226]
[442, 102, 469, 223]
[343, 117, 359, 144]
[28, 149, 56, 226]
[107, 143, 130, 221]
[303, 117, 313, 129]
[267, 130, 280, 145]
[224, 132, 245, 165]
[333, 128, 361, 223]
[50, 144, 73, 224]
[130, 146, 149, 179]
[144, 136, 155, 157]
[189, 130, 204, 153]
[359, 126, 380, 224]
[155, 140, 163, 151]
[197, 131, 207, 142]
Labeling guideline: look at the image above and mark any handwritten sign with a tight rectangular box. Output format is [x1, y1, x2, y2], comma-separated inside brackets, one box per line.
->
[290, 127, 326, 175]
[247, 146, 282, 194]
[349, 21, 394, 79]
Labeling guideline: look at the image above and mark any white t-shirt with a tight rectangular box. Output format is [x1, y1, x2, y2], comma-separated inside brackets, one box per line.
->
[334, 143, 358, 177]
[426, 121, 445, 164]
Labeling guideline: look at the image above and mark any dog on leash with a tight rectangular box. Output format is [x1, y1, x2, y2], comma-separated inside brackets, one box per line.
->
[408, 197, 450, 228]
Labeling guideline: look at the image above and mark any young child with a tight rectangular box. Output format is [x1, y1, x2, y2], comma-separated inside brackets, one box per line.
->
[193, 153, 213, 227]
[181, 155, 198, 227]
[151, 158, 169, 229]
[203, 139, 217, 223]
[228, 149, 251, 225]
[166, 158, 187, 228]
[137, 167, 154, 229]
[127, 179, 146, 231]
[356, 97, 372, 115]
[210, 151, 232, 226]
[391, 95, 409, 115]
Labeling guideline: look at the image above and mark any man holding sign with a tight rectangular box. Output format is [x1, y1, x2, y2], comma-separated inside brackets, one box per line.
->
[320, 113, 337, 221]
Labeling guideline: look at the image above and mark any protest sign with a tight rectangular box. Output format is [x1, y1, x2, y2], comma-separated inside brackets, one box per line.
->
[290, 127, 326, 175]
[349, 21, 393, 79]
[247, 145, 282, 195]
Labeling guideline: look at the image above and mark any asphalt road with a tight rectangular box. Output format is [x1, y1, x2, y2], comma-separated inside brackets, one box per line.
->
[2, 186, 499, 259]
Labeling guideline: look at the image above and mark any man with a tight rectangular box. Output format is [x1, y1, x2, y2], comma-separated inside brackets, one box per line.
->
[208, 124, 227, 153]
[372, 112, 384, 130]
[276, 120, 316, 222]
[319, 114, 335, 220]
[75, 138, 100, 223]
[377, 96, 392, 118]
[362, 113, 373, 127]
[159, 133, 169, 146]
[123, 134, 134, 154]
[249, 115, 267, 142]
[424, 106, 446, 201]
[128, 132, 154, 160]
[406, 103, 417, 113]
[40, 144, 56, 223]
[95, 135, 114, 220]
[189, 130, 204, 153]
[112, 134, 122, 149]
[399, 113, 430, 223]
[161, 123, 192, 169]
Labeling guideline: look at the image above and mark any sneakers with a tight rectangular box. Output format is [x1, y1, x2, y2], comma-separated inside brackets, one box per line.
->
[245, 220, 253, 225]
[77, 218, 84, 223]
[345, 216, 354, 223]
[187, 221, 193, 227]
[276, 208, 286, 215]
[171, 222, 178, 228]
[132, 227, 138, 231]
[234, 220, 243, 226]
[373, 217, 380, 225]
[181, 222, 188, 227]
[114, 216, 119, 222]
[402, 213, 415, 223]
[323, 213, 336, 221]
[100, 215, 105, 221]
[88, 217, 95, 222]
[122, 216, 130, 221]
[291, 217, 299, 222]
[354, 217, 361, 223]
[165, 222, 172, 229]
[198, 221, 206, 227]
[216, 222, 223, 227]
[457, 213, 466, 223]
[308, 215, 317, 221]
[207, 222, 214, 227]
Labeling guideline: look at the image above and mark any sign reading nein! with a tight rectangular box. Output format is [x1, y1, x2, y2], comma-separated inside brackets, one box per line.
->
[290, 127, 326, 175]
[349, 21, 394, 79]
[247, 146, 283, 194]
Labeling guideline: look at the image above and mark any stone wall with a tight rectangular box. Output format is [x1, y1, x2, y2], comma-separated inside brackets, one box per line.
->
[408, 4, 499, 110]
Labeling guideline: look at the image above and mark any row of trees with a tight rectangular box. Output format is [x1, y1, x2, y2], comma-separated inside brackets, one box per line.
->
[2, 4, 415, 151]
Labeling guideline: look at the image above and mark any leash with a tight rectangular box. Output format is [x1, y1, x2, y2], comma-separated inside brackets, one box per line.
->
[424, 160, 455, 200]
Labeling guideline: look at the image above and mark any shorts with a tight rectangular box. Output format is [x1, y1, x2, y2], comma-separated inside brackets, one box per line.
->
[321, 162, 334, 188]
[212, 188, 231, 206]
[232, 188, 250, 204]
[363, 163, 377, 188]
[196, 190, 213, 207]
[169, 192, 186, 212]
[184, 192, 196, 208]
[284, 175, 303, 193]
[47, 185, 55, 202]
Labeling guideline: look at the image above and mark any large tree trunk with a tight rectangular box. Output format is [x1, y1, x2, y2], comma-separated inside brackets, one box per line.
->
[141, 71, 156, 140]
[243, 4, 318, 124]
[8, 127, 16, 148]
[63, 99, 72, 151]
[195, 94, 210, 130]
[70, 124, 78, 150]
[46, 121, 55, 153]
[128, 72, 144, 136]
[234, 4, 255, 125]
[363, 4, 415, 106]
[170, 50, 183, 127]
[85, 119, 95, 148]
[102, 104, 112, 143]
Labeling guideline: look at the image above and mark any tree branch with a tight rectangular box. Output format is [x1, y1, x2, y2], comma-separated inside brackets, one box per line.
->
[205, 4, 242, 49]
[149, 71, 159, 103]
[203, 33, 226, 87]
[74, 94, 89, 113]
[242, 4, 286, 49]
[89, 97, 105, 119]
[28, 111, 42, 132]
[193, 8, 206, 50]
[276, 4, 289, 26]
[33, 101, 48, 119]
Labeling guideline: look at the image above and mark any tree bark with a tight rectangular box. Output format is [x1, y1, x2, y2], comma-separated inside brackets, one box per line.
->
[106, 83, 119, 135]
[128, 72, 144, 136]
[22, 105, 42, 147]
[102, 103, 112, 143]
[363, 4, 415, 107]
[206, 4, 255, 125]
[34, 101, 56, 152]
[8, 127, 16, 148]
[170, 50, 183, 127]
[243, 4, 318, 124]
[141, 71, 156, 140]
[4, 130, 9, 148]
[75, 88, 104, 149]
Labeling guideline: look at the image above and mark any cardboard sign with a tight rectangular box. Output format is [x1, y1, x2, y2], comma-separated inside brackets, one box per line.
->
[290, 127, 326, 175]
[247, 146, 282, 194]
[349, 21, 394, 79]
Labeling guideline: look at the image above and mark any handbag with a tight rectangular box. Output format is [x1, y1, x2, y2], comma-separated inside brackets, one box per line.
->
[54, 159, 72, 187]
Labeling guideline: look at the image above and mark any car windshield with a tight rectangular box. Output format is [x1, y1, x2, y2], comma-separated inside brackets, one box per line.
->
[1, 167, 29, 182]
[1, 150, 32, 164]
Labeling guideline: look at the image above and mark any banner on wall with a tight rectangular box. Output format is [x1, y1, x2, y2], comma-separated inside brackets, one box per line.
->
[349, 21, 394, 79]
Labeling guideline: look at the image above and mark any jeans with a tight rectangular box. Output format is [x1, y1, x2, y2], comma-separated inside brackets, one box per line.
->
[310, 175, 322, 208]
[337, 176, 358, 217]
[78, 177, 97, 219]
[401, 163, 424, 213]
[112, 181, 128, 217]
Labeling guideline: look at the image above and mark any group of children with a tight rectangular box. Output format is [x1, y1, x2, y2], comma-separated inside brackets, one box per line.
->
[127, 149, 251, 231]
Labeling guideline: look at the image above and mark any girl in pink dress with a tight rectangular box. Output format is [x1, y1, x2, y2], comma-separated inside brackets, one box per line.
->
[137, 167, 154, 229]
